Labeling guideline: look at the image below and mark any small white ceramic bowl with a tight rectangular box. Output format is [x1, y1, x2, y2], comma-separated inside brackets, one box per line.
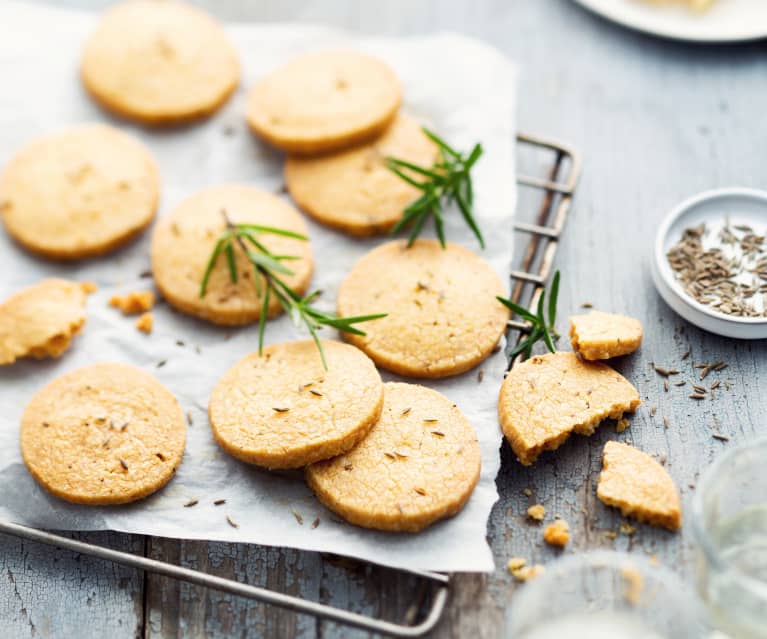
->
[652, 187, 767, 339]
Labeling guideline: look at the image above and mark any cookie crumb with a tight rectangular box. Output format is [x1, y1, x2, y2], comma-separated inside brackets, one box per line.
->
[621, 565, 644, 604]
[135, 312, 153, 334]
[543, 519, 570, 547]
[620, 522, 637, 536]
[616, 417, 630, 433]
[109, 290, 155, 315]
[508, 558, 545, 582]
[526, 504, 545, 521]
[507, 557, 526, 572]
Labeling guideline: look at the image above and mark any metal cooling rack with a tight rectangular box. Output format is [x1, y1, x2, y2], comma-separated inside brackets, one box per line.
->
[0, 132, 581, 638]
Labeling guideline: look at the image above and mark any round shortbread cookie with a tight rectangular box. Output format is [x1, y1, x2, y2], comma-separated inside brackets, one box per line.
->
[306, 382, 481, 533]
[81, 0, 239, 124]
[0, 279, 94, 366]
[246, 50, 402, 155]
[284, 114, 437, 236]
[151, 184, 313, 326]
[336, 240, 509, 378]
[209, 340, 383, 469]
[0, 124, 159, 260]
[21, 363, 186, 505]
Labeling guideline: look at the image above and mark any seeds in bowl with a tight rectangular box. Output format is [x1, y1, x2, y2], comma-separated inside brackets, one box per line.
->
[666, 220, 767, 318]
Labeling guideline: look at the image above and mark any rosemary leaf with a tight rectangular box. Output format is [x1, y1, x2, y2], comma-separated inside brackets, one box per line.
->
[387, 128, 484, 249]
[497, 271, 561, 360]
[199, 210, 386, 368]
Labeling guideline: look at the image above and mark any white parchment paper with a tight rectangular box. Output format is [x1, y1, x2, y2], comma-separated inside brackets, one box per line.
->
[0, 1, 516, 573]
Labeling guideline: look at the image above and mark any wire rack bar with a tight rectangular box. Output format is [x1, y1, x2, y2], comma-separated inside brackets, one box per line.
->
[0, 132, 580, 638]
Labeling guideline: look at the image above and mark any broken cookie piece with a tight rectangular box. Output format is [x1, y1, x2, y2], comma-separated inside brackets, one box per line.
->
[109, 290, 155, 315]
[597, 441, 681, 531]
[0, 279, 94, 365]
[498, 352, 640, 465]
[569, 310, 643, 360]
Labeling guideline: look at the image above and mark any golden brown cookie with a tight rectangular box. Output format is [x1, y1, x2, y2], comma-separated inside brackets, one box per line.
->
[306, 382, 481, 532]
[284, 114, 437, 236]
[597, 441, 681, 531]
[151, 184, 313, 326]
[81, 0, 239, 124]
[0, 279, 94, 365]
[570, 311, 643, 360]
[209, 340, 383, 469]
[0, 124, 159, 260]
[247, 50, 401, 155]
[336, 240, 509, 378]
[21, 363, 186, 505]
[498, 352, 641, 465]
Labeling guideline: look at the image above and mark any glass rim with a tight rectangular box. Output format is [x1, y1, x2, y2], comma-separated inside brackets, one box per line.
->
[508, 549, 699, 612]
[691, 435, 767, 588]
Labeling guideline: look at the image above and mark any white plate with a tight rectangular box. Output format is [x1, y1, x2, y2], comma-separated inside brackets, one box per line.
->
[652, 187, 767, 339]
[574, 0, 767, 43]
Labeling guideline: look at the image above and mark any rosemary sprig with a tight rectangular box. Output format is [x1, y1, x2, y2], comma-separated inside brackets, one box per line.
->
[387, 128, 484, 249]
[199, 210, 386, 368]
[497, 271, 560, 360]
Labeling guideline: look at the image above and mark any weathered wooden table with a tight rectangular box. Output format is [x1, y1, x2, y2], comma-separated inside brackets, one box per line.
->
[2, 1, 767, 637]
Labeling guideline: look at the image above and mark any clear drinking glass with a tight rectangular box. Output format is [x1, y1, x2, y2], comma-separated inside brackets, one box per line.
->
[505, 550, 705, 638]
[692, 437, 767, 639]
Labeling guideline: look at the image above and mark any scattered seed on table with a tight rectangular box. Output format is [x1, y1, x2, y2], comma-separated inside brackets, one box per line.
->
[226, 515, 239, 529]
[712, 433, 730, 442]
[292, 510, 304, 525]
[184, 499, 198, 508]
[214, 499, 226, 506]
[311, 518, 320, 529]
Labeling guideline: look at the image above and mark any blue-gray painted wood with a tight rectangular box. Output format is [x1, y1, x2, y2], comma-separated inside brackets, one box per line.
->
[2, 0, 766, 636]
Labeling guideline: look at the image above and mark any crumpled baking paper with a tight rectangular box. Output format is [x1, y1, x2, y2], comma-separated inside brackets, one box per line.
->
[0, 1, 516, 572]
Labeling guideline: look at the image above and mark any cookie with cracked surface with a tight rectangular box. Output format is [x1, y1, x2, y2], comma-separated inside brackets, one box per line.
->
[0, 124, 159, 260]
[151, 184, 313, 326]
[21, 363, 186, 505]
[284, 114, 437, 236]
[597, 441, 681, 531]
[209, 340, 383, 469]
[498, 352, 641, 465]
[306, 382, 481, 532]
[336, 240, 509, 378]
[247, 50, 401, 155]
[81, 0, 239, 124]
[570, 310, 643, 360]
[0, 279, 94, 365]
